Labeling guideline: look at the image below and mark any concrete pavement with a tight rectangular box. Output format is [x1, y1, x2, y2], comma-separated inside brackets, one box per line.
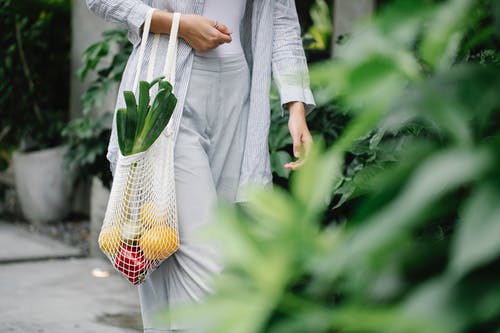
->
[0, 223, 82, 263]
[0, 222, 143, 332]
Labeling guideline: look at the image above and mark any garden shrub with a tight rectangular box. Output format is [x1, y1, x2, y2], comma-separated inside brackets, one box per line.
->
[163, 0, 500, 332]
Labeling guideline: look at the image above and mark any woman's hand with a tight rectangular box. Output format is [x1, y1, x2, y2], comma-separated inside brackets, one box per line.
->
[284, 101, 313, 170]
[178, 14, 233, 52]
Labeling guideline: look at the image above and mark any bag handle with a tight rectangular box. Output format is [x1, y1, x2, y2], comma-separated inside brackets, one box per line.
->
[132, 9, 181, 93]
[163, 12, 180, 88]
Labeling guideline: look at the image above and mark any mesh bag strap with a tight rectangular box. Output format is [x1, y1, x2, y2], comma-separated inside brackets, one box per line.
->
[132, 10, 181, 93]
[163, 12, 181, 88]
[132, 8, 154, 93]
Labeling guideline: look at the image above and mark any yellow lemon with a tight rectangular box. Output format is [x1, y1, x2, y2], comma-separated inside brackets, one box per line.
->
[140, 202, 162, 229]
[139, 226, 179, 260]
[98, 224, 122, 256]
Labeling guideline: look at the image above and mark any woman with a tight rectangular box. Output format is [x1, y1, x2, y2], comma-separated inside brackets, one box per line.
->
[86, 0, 316, 331]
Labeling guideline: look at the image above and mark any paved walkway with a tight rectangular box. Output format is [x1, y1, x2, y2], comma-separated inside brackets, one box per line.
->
[0, 222, 82, 263]
[0, 222, 143, 332]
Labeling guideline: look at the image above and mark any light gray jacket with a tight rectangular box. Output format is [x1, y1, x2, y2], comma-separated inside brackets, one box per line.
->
[86, 0, 316, 201]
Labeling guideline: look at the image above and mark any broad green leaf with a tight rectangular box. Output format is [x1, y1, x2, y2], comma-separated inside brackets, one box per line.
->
[122, 90, 138, 155]
[268, 123, 293, 152]
[268, 297, 332, 333]
[403, 273, 500, 333]
[420, 0, 474, 69]
[344, 56, 408, 112]
[401, 276, 462, 333]
[291, 143, 343, 215]
[270, 150, 291, 178]
[376, 0, 432, 45]
[315, 147, 494, 280]
[138, 93, 176, 153]
[136, 81, 151, 138]
[126, 78, 177, 154]
[399, 81, 472, 146]
[450, 183, 500, 277]
[116, 108, 131, 155]
[245, 186, 296, 228]
[163, 291, 273, 333]
[330, 306, 441, 333]
[158, 78, 172, 92]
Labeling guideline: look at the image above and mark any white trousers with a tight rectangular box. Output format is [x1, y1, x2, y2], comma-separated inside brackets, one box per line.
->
[138, 52, 251, 332]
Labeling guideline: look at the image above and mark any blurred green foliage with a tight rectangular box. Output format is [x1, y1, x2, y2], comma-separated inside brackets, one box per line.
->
[62, 112, 113, 189]
[78, 29, 132, 115]
[164, 0, 500, 332]
[303, 0, 333, 51]
[0, 0, 70, 167]
[62, 29, 132, 189]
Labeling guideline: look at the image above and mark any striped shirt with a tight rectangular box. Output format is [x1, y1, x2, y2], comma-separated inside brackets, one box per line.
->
[86, 0, 316, 201]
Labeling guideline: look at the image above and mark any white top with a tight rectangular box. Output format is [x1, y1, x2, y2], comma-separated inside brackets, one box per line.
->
[196, 0, 247, 57]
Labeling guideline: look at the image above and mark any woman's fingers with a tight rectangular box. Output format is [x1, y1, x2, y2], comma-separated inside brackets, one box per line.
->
[293, 132, 312, 158]
[217, 32, 232, 44]
[210, 20, 232, 44]
[284, 160, 304, 170]
[213, 21, 233, 35]
[285, 131, 314, 170]
[179, 14, 234, 51]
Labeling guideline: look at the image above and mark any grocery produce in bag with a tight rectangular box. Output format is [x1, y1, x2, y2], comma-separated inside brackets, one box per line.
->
[99, 77, 179, 285]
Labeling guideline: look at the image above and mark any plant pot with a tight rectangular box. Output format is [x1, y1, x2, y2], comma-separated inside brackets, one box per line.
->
[12, 145, 74, 224]
[90, 176, 110, 258]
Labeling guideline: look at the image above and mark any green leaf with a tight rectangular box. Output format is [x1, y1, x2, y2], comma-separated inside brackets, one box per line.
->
[420, 0, 474, 69]
[402, 272, 500, 333]
[123, 90, 138, 118]
[291, 142, 343, 215]
[136, 81, 151, 138]
[136, 93, 177, 153]
[245, 186, 296, 230]
[158, 79, 172, 93]
[270, 150, 291, 178]
[315, 147, 494, 280]
[116, 108, 131, 155]
[144, 89, 168, 130]
[450, 183, 500, 277]
[401, 276, 462, 333]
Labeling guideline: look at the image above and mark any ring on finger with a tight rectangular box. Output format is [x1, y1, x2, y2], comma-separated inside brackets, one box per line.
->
[213, 20, 220, 29]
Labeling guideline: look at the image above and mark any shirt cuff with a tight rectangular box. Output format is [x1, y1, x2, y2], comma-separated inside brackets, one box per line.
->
[127, 2, 153, 47]
[279, 85, 316, 117]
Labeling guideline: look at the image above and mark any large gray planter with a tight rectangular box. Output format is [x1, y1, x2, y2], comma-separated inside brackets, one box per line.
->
[13, 145, 74, 224]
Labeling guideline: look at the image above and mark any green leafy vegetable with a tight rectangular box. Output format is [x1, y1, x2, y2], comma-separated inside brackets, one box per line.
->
[117, 78, 177, 156]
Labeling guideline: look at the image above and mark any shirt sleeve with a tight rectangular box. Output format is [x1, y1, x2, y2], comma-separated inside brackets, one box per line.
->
[86, 0, 152, 47]
[271, 0, 316, 116]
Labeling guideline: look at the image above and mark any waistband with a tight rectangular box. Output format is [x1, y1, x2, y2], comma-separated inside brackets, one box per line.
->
[192, 52, 248, 72]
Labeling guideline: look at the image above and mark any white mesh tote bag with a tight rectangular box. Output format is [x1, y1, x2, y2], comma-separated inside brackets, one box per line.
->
[99, 10, 181, 285]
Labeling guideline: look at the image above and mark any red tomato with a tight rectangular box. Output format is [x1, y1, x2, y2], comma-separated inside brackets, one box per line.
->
[114, 243, 146, 285]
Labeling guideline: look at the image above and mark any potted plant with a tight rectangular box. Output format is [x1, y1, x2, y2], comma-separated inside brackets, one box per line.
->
[62, 112, 113, 190]
[63, 28, 131, 256]
[1, 0, 73, 224]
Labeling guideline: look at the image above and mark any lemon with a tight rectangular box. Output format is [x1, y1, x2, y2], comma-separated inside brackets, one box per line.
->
[140, 202, 161, 229]
[139, 226, 179, 260]
[98, 224, 122, 256]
